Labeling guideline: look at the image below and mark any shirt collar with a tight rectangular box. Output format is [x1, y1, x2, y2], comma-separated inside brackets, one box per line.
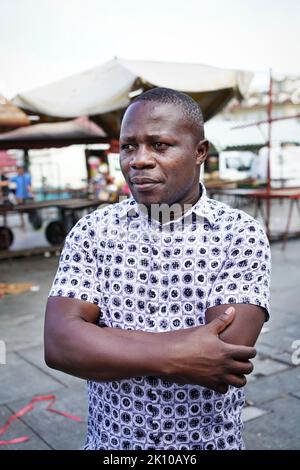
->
[185, 182, 216, 226]
[118, 182, 216, 226]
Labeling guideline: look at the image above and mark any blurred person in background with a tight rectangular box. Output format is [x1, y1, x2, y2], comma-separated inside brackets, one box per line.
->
[0, 165, 33, 228]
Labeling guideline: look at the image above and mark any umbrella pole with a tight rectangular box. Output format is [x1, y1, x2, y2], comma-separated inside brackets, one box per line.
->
[266, 69, 273, 238]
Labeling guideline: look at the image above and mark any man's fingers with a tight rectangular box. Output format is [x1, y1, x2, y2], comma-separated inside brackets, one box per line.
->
[224, 374, 247, 388]
[208, 307, 236, 335]
[231, 345, 256, 361]
[215, 383, 229, 394]
[230, 360, 254, 375]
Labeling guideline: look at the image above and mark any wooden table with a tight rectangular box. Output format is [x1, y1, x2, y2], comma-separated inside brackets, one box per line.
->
[0, 198, 111, 250]
[209, 187, 300, 247]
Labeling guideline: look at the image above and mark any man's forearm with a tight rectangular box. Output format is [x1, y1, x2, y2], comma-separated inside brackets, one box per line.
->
[45, 318, 173, 382]
[205, 303, 266, 347]
[45, 298, 256, 392]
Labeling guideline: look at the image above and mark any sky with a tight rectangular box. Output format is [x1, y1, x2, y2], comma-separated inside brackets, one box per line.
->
[1, 0, 300, 98]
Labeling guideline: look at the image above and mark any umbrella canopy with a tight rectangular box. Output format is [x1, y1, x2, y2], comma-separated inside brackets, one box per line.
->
[0, 94, 30, 131]
[0, 116, 107, 149]
[13, 58, 253, 137]
[205, 117, 300, 151]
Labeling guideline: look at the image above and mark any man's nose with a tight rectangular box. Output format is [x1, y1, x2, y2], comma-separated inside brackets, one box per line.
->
[129, 146, 155, 169]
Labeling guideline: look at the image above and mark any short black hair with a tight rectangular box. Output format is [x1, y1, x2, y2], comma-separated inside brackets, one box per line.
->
[132, 87, 205, 140]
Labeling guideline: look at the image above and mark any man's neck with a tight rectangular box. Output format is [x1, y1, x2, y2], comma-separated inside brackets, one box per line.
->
[139, 185, 203, 224]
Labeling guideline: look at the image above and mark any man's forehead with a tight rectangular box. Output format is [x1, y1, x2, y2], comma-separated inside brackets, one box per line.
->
[125, 100, 180, 118]
[121, 100, 187, 135]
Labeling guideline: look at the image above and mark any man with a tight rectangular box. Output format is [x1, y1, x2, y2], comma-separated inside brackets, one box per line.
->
[10, 165, 33, 203]
[0, 165, 33, 227]
[45, 88, 271, 450]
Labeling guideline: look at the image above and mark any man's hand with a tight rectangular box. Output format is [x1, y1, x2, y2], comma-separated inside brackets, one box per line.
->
[45, 297, 254, 391]
[166, 307, 255, 393]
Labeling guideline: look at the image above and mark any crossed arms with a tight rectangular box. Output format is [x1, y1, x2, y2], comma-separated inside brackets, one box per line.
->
[44, 297, 265, 394]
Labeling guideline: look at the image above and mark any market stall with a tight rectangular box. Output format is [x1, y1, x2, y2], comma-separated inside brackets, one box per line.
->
[12, 57, 253, 137]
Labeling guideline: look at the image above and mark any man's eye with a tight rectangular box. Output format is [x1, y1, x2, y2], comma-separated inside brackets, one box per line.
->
[121, 144, 135, 151]
[153, 142, 168, 150]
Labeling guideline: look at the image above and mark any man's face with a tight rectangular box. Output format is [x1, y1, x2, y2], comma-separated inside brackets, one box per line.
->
[119, 101, 208, 207]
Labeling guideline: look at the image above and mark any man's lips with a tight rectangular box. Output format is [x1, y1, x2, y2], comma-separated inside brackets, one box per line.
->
[130, 177, 161, 184]
[130, 177, 162, 192]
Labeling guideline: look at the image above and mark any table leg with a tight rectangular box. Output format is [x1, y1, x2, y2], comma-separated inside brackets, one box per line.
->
[282, 199, 294, 250]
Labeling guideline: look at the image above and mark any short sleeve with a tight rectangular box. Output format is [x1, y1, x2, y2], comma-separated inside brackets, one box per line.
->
[49, 214, 101, 307]
[208, 215, 271, 320]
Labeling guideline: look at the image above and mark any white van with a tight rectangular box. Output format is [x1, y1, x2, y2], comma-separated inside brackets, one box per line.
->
[218, 150, 255, 181]
[219, 145, 300, 186]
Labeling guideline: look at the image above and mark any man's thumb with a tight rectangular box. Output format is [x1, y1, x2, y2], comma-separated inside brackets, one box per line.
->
[209, 307, 235, 334]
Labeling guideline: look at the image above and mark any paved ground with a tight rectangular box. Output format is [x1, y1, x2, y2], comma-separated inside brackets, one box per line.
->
[0, 238, 300, 450]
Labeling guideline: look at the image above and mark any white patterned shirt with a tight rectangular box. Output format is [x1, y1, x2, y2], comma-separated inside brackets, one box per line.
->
[49, 184, 271, 450]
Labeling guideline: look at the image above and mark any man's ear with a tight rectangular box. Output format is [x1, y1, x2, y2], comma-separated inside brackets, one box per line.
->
[195, 139, 209, 166]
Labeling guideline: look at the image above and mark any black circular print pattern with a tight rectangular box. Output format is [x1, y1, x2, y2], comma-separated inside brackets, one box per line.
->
[50, 185, 270, 450]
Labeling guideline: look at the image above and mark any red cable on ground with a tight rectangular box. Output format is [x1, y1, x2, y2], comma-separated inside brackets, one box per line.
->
[0, 394, 81, 445]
